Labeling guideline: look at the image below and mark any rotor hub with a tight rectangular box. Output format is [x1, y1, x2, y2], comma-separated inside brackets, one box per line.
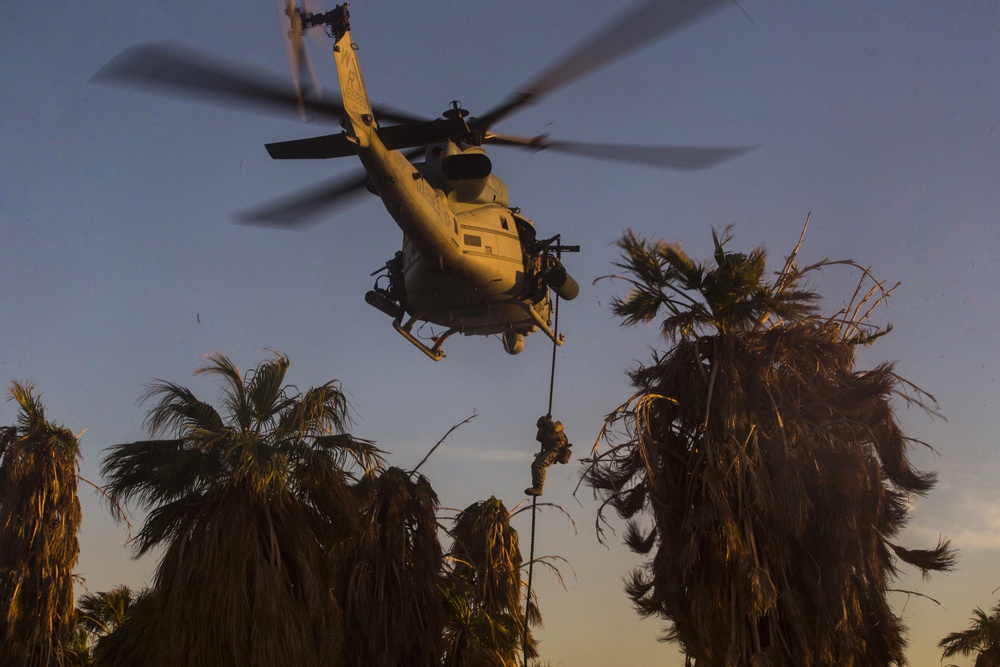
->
[442, 101, 469, 120]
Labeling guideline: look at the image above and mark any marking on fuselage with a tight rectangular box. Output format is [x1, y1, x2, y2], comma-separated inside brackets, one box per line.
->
[340, 50, 367, 112]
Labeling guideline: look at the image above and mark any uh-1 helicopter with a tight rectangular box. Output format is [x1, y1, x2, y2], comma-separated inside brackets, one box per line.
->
[95, 0, 751, 360]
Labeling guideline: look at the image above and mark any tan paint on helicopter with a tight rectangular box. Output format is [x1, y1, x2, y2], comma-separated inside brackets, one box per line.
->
[334, 29, 499, 294]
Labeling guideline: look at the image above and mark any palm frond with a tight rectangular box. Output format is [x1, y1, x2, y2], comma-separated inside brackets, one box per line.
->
[0, 382, 82, 666]
[194, 351, 250, 429]
[940, 604, 1000, 660]
[96, 353, 387, 666]
[244, 353, 292, 425]
[339, 467, 444, 666]
[444, 497, 537, 665]
[587, 227, 954, 665]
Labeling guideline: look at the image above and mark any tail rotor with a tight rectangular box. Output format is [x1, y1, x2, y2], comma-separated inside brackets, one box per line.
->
[277, 0, 322, 119]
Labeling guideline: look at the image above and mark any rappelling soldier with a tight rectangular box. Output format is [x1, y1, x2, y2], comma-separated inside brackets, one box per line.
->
[525, 415, 572, 496]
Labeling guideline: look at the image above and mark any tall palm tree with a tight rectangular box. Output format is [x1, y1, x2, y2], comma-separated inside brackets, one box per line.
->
[339, 466, 445, 667]
[586, 228, 954, 666]
[442, 497, 537, 667]
[100, 352, 383, 667]
[940, 603, 1000, 667]
[0, 382, 82, 667]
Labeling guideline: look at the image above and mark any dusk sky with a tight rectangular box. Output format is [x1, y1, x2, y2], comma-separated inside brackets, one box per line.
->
[3, 1, 999, 664]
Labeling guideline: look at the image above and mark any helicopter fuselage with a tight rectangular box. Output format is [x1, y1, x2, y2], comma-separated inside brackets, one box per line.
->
[333, 28, 576, 358]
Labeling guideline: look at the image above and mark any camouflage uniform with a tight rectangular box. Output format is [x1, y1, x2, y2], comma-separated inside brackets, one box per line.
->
[525, 415, 572, 496]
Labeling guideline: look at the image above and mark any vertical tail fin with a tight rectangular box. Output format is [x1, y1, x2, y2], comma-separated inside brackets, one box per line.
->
[334, 32, 375, 147]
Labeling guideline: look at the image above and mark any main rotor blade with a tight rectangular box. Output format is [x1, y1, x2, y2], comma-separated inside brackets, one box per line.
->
[473, 0, 732, 131]
[485, 133, 754, 169]
[541, 140, 756, 170]
[238, 146, 427, 227]
[94, 43, 345, 122]
[237, 171, 371, 228]
[369, 104, 433, 126]
[93, 42, 424, 126]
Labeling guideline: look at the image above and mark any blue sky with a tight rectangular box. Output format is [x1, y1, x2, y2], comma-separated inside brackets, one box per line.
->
[2, 1, 999, 664]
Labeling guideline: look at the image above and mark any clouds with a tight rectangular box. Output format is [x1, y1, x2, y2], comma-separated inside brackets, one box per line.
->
[943, 496, 1000, 553]
[906, 463, 1000, 553]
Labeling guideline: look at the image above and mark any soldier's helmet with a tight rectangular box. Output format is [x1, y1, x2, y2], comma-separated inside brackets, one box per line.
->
[536, 415, 553, 428]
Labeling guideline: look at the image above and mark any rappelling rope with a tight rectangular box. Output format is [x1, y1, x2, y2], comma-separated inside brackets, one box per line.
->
[523, 285, 560, 667]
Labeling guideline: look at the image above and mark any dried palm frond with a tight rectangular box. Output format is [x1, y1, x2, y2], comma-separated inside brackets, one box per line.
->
[0, 382, 82, 667]
[339, 467, 445, 667]
[443, 497, 536, 667]
[586, 227, 954, 666]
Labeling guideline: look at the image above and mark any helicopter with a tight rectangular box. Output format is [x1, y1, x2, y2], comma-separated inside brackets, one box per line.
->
[95, 0, 751, 360]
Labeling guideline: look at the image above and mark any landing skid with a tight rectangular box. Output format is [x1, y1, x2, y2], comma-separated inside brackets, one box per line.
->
[392, 316, 455, 362]
[518, 299, 565, 347]
[371, 290, 563, 359]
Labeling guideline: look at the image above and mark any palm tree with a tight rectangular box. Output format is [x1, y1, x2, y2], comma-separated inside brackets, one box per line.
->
[71, 585, 147, 665]
[76, 585, 143, 640]
[940, 603, 1000, 667]
[586, 228, 954, 666]
[0, 382, 82, 667]
[100, 352, 383, 667]
[339, 466, 445, 667]
[442, 497, 537, 667]
[64, 625, 94, 667]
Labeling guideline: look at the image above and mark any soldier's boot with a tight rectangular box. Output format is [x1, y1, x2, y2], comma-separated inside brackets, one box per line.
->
[525, 466, 546, 496]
